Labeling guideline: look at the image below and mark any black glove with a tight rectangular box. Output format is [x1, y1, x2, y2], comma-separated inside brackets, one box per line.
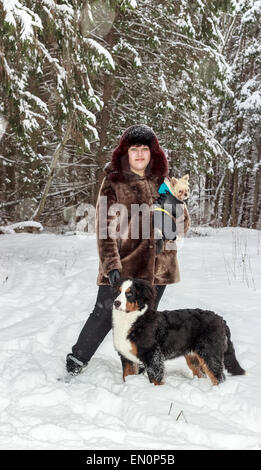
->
[108, 269, 121, 286]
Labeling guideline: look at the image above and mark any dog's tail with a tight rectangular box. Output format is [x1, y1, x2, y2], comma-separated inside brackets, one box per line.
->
[224, 324, 245, 376]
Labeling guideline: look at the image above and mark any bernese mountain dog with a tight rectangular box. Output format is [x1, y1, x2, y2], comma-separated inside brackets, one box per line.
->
[112, 278, 245, 386]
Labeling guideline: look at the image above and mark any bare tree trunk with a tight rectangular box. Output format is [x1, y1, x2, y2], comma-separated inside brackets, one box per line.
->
[252, 139, 261, 229]
[231, 166, 239, 226]
[203, 172, 212, 223]
[93, 71, 115, 204]
[33, 114, 75, 221]
[213, 171, 225, 225]
[222, 170, 231, 226]
[252, 169, 260, 228]
[239, 167, 247, 227]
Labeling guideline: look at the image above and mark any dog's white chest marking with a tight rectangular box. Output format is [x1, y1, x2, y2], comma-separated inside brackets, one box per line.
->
[112, 309, 142, 364]
[112, 280, 146, 364]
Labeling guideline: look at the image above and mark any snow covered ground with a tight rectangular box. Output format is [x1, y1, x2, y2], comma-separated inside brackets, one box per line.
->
[0, 227, 260, 450]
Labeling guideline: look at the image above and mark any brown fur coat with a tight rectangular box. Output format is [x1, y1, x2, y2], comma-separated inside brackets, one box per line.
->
[95, 166, 190, 286]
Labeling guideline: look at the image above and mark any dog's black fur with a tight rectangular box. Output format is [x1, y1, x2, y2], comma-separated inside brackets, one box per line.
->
[112, 278, 245, 385]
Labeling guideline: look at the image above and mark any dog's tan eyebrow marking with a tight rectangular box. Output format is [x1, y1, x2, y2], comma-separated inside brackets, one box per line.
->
[126, 288, 131, 293]
[119, 287, 122, 292]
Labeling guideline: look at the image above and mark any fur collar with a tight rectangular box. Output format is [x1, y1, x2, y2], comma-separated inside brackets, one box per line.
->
[103, 162, 165, 185]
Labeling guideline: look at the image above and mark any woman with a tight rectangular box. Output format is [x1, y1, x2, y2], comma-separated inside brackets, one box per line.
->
[66, 124, 190, 375]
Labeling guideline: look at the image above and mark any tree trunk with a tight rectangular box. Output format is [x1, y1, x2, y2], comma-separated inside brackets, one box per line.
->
[239, 167, 247, 227]
[213, 171, 225, 225]
[203, 172, 212, 223]
[231, 167, 239, 227]
[252, 139, 261, 229]
[33, 114, 75, 221]
[222, 170, 231, 226]
[93, 71, 115, 205]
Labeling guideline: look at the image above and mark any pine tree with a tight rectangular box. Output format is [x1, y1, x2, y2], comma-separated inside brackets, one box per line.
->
[91, 0, 233, 221]
[0, 0, 116, 222]
[1, 1, 260, 229]
[215, 0, 261, 228]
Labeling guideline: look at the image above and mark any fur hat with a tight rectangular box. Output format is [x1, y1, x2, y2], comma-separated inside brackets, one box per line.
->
[105, 124, 169, 182]
[119, 124, 156, 148]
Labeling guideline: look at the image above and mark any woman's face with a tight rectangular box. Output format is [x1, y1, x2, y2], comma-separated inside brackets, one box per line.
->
[128, 144, 151, 176]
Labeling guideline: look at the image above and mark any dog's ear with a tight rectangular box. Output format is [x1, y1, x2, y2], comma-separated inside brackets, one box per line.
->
[182, 174, 189, 182]
[143, 283, 156, 309]
[171, 177, 179, 186]
[134, 279, 156, 309]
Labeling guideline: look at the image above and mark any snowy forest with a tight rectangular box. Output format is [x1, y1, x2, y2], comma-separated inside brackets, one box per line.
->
[1, 1, 261, 452]
[0, 0, 260, 230]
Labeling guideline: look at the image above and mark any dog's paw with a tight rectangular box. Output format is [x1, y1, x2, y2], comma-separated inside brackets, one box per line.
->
[152, 379, 164, 386]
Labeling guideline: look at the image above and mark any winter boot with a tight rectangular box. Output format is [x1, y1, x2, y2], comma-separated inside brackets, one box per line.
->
[66, 353, 88, 376]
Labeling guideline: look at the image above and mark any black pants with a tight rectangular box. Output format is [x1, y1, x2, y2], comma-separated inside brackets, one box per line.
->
[71, 284, 166, 364]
